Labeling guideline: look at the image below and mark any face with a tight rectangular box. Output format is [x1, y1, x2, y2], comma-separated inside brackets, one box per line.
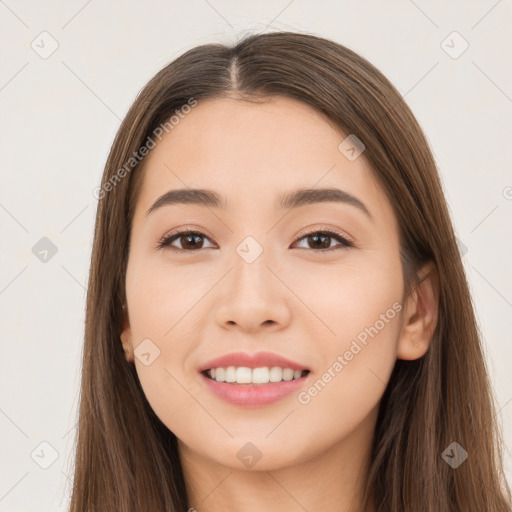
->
[121, 96, 408, 471]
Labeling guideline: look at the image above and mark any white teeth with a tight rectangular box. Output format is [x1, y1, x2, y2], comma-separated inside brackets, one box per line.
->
[269, 367, 283, 382]
[207, 366, 307, 384]
[282, 368, 294, 381]
[236, 367, 252, 384]
[252, 367, 270, 384]
[225, 366, 236, 383]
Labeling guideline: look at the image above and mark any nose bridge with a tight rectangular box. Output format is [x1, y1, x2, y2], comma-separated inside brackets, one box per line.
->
[214, 232, 291, 330]
[230, 233, 275, 302]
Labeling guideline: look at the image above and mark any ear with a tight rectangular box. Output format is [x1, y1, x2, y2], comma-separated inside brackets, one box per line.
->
[120, 304, 134, 363]
[397, 261, 439, 360]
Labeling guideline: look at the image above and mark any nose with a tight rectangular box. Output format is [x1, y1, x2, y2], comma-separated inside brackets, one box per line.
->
[214, 250, 292, 334]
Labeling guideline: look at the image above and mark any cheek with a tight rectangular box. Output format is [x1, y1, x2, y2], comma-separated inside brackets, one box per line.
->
[289, 268, 402, 460]
[125, 253, 209, 341]
[291, 252, 403, 411]
[124, 255, 213, 431]
[290, 248, 404, 350]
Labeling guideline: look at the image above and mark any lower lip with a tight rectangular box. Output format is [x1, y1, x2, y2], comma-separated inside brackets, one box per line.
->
[199, 372, 310, 408]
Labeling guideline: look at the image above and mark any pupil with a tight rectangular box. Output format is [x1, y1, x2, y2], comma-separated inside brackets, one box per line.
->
[184, 234, 201, 249]
[310, 234, 329, 249]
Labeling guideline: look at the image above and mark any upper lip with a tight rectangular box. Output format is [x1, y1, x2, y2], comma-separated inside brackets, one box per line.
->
[199, 351, 310, 372]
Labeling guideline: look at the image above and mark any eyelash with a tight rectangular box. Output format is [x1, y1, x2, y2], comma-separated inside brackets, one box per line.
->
[156, 228, 354, 253]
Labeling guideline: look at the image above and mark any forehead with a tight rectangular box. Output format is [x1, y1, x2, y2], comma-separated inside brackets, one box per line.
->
[134, 96, 395, 227]
[147, 96, 345, 170]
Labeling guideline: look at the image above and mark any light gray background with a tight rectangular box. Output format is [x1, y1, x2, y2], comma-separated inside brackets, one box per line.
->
[1, 1, 511, 510]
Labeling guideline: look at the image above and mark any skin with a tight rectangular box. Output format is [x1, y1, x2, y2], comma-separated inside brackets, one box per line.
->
[121, 96, 439, 512]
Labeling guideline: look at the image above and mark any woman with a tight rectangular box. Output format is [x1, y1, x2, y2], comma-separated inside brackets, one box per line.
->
[69, 31, 511, 511]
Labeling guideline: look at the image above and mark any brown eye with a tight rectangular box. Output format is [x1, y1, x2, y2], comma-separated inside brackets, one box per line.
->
[305, 233, 331, 250]
[179, 233, 204, 250]
[157, 230, 215, 252]
[293, 230, 353, 252]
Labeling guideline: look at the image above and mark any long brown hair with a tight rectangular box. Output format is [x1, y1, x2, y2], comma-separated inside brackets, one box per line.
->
[68, 31, 512, 511]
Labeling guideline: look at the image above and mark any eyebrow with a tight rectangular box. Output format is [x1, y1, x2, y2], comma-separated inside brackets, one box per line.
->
[146, 187, 372, 220]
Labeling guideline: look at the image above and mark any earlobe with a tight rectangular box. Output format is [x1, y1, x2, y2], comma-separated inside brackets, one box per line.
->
[397, 261, 440, 361]
[120, 304, 134, 363]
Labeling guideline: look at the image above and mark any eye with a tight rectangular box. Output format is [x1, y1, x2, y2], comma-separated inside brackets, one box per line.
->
[292, 229, 353, 252]
[157, 228, 353, 253]
[157, 229, 216, 252]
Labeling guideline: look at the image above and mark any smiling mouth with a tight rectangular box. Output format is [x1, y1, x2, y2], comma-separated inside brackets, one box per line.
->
[202, 367, 310, 385]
